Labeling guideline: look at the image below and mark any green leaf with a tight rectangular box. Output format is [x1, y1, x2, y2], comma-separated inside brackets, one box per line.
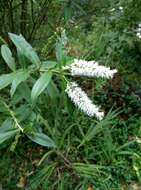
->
[17, 49, 30, 68]
[72, 1, 86, 15]
[0, 102, 7, 112]
[0, 129, 18, 145]
[0, 73, 15, 90]
[1, 44, 16, 71]
[11, 83, 31, 104]
[41, 61, 57, 69]
[47, 81, 59, 100]
[31, 72, 52, 102]
[0, 119, 13, 133]
[79, 110, 119, 147]
[15, 104, 33, 122]
[10, 70, 30, 96]
[17, 83, 31, 102]
[8, 33, 41, 68]
[0, 119, 18, 145]
[27, 132, 56, 148]
[56, 40, 65, 63]
[0, 36, 6, 45]
[64, 7, 72, 22]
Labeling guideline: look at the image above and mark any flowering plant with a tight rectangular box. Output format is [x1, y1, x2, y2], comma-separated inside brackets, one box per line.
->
[0, 33, 117, 148]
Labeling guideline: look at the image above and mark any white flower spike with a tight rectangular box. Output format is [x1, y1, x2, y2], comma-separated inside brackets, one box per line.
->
[137, 22, 141, 39]
[65, 82, 104, 120]
[69, 59, 117, 79]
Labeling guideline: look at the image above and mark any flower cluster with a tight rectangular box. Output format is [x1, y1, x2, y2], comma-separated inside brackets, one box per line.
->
[137, 23, 141, 39]
[69, 59, 117, 79]
[65, 82, 104, 120]
[64, 59, 117, 120]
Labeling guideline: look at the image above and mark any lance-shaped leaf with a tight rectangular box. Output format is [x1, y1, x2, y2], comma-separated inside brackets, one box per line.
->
[27, 132, 56, 148]
[10, 70, 30, 96]
[0, 119, 14, 133]
[8, 33, 41, 68]
[31, 72, 52, 102]
[41, 61, 57, 69]
[56, 40, 65, 63]
[0, 73, 15, 90]
[0, 129, 19, 145]
[1, 44, 16, 71]
[47, 80, 59, 100]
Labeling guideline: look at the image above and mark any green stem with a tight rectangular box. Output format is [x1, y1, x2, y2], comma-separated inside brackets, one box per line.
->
[0, 97, 23, 132]
[39, 68, 71, 76]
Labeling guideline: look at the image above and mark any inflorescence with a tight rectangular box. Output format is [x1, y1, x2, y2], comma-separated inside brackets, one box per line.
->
[65, 82, 104, 120]
[65, 59, 117, 120]
[70, 59, 117, 78]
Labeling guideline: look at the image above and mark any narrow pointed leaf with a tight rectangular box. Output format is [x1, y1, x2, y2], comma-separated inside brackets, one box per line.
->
[10, 70, 30, 96]
[56, 41, 65, 63]
[1, 44, 16, 71]
[0, 129, 18, 144]
[9, 33, 40, 67]
[31, 72, 52, 102]
[0, 73, 15, 90]
[0, 119, 13, 133]
[27, 132, 56, 148]
[47, 80, 59, 100]
[41, 61, 57, 69]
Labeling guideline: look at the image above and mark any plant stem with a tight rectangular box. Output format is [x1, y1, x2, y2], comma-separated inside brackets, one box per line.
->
[0, 97, 23, 132]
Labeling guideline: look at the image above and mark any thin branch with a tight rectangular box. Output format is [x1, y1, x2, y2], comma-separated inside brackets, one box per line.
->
[20, 0, 28, 37]
[28, 0, 51, 41]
